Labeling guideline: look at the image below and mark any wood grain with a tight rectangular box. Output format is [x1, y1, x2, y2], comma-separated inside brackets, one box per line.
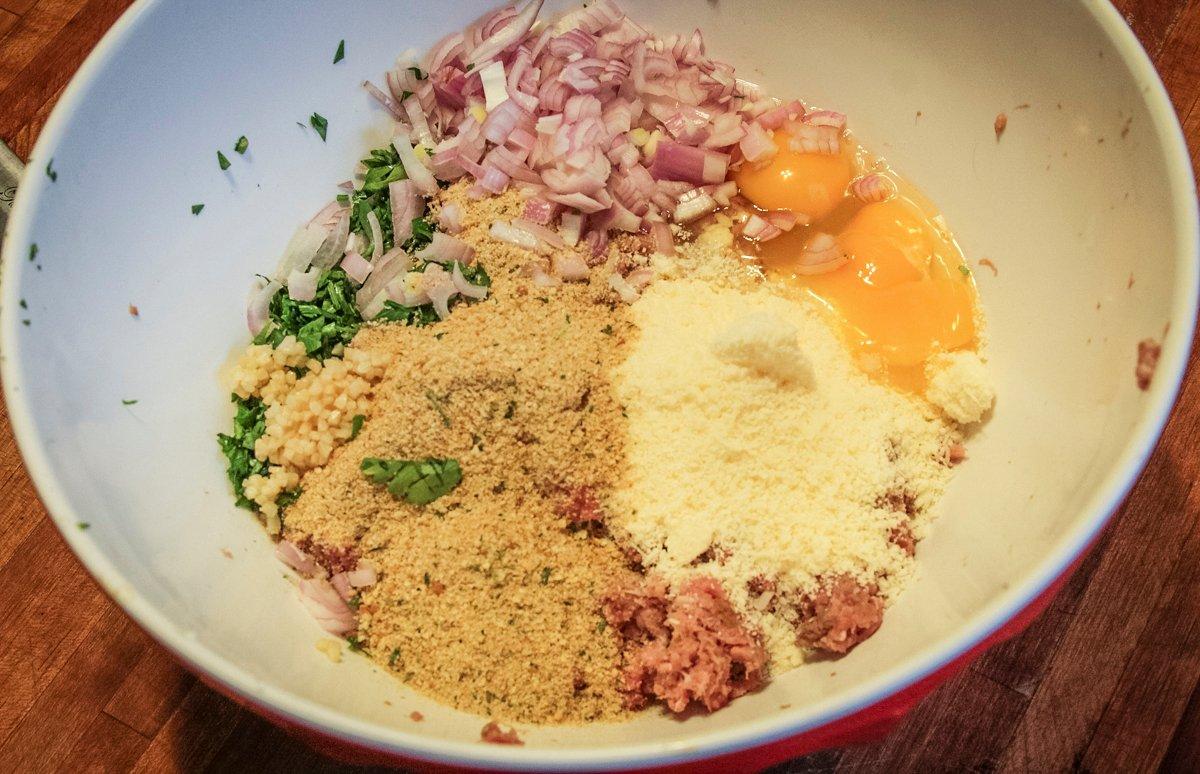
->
[0, 2, 1198, 772]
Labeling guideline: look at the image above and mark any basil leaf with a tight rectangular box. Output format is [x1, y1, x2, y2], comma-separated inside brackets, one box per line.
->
[360, 457, 462, 506]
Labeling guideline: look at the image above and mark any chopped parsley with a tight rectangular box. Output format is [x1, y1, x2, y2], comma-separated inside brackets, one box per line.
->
[234, 136, 249, 154]
[361, 457, 462, 506]
[21, 319, 30, 327]
[191, 203, 205, 215]
[217, 395, 269, 509]
[276, 488, 302, 511]
[407, 66, 427, 80]
[424, 389, 452, 428]
[45, 159, 57, 181]
[346, 634, 366, 652]
[122, 399, 138, 406]
[375, 261, 489, 325]
[596, 619, 607, 633]
[540, 567, 552, 585]
[18, 299, 26, 309]
[388, 648, 401, 667]
[310, 112, 329, 142]
[253, 268, 362, 361]
[350, 414, 365, 439]
[958, 264, 972, 277]
[601, 324, 614, 335]
[77, 522, 91, 531]
[333, 39, 345, 64]
[423, 572, 431, 586]
[347, 593, 362, 610]
[28, 243, 37, 262]
[217, 151, 231, 171]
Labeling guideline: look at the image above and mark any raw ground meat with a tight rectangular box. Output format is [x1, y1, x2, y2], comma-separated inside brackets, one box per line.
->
[602, 576, 767, 713]
[1137, 339, 1162, 390]
[294, 536, 359, 574]
[794, 577, 885, 655]
[480, 721, 523, 745]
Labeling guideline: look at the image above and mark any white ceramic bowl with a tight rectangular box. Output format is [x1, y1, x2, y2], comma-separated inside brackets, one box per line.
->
[2, 1, 1196, 770]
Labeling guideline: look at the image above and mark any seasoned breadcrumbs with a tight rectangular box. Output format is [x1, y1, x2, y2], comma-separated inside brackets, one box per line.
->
[281, 185, 639, 723]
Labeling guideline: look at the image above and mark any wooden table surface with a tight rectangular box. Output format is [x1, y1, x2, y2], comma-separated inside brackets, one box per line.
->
[2, 1, 1199, 772]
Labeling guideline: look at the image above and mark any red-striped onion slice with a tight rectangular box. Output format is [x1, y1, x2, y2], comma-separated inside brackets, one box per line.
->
[417, 232, 476, 265]
[804, 109, 847, 130]
[389, 179, 425, 247]
[650, 221, 675, 256]
[607, 272, 640, 303]
[310, 211, 350, 271]
[287, 266, 321, 301]
[340, 251, 373, 285]
[423, 264, 459, 319]
[330, 572, 354, 601]
[366, 210, 385, 261]
[650, 141, 729, 186]
[851, 173, 897, 203]
[467, 0, 545, 67]
[275, 540, 321, 576]
[672, 188, 718, 223]
[741, 214, 783, 243]
[392, 136, 439, 195]
[438, 202, 463, 233]
[247, 279, 281, 336]
[795, 232, 849, 275]
[560, 211, 584, 246]
[552, 253, 591, 281]
[298, 577, 356, 635]
[491, 220, 549, 253]
[346, 564, 378, 588]
[452, 261, 490, 299]
[512, 218, 567, 248]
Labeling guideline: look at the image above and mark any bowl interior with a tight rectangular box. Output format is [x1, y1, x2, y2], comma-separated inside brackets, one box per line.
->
[2, 0, 1195, 769]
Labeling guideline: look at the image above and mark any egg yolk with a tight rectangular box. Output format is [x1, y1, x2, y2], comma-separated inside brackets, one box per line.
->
[752, 196, 977, 392]
[734, 131, 854, 221]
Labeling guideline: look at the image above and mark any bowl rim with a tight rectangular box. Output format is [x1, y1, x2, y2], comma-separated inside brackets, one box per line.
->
[2, 0, 1197, 769]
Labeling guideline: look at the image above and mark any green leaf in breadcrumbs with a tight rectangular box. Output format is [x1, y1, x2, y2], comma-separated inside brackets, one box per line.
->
[350, 414, 365, 440]
[234, 136, 249, 154]
[310, 112, 329, 142]
[346, 634, 366, 652]
[540, 567, 552, 585]
[333, 39, 345, 64]
[217, 151, 231, 170]
[191, 203, 205, 215]
[360, 457, 462, 506]
[388, 648, 401, 667]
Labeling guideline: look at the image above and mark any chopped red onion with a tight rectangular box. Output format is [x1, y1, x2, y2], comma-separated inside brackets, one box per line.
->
[366, 210, 385, 261]
[361, 290, 389, 320]
[607, 272, 640, 303]
[467, 0, 545, 67]
[362, 80, 405, 120]
[764, 209, 806, 230]
[346, 565, 378, 588]
[404, 96, 436, 148]
[340, 251, 373, 285]
[560, 211, 584, 246]
[298, 577, 356, 635]
[785, 122, 841, 155]
[478, 60, 509, 111]
[650, 141, 729, 186]
[417, 232, 476, 265]
[491, 220, 548, 253]
[522, 197, 561, 225]
[392, 136, 439, 195]
[275, 540, 321, 577]
[650, 221, 675, 255]
[423, 264, 459, 319]
[741, 213, 783, 242]
[672, 188, 718, 223]
[330, 572, 354, 601]
[626, 267, 655, 290]
[739, 121, 777, 163]
[512, 218, 567, 248]
[247, 279, 281, 336]
[452, 261, 490, 299]
[438, 202, 464, 233]
[287, 266, 321, 301]
[804, 109, 847, 130]
[310, 211, 351, 271]
[796, 232, 849, 275]
[851, 173, 897, 203]
[527, 261, 562, 287]
[389, 179, 425, 246]
[552, 253, 591, 281]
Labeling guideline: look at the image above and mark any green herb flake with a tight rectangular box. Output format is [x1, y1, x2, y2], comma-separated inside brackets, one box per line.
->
[540, 567, 552, 585]
[122, 399, 138, 406]
[29, 243, 38, 262]
[217, 395, 270, 509]
[407, 66, 427, 80]
[234, 136, 249, 154]
[350, 414, 366, 439]
[361, 457, 463, 506]
[596, 619, 607, 633]
[77, 521, 91, 531]
[276, 488, 302, 511]
[191, 203, 205, 215]
[254, 268, 363, 360]
[424, 389, 452, 428]
[503, 400, 516, 420]
[310, 112, 329, 142]
[346, 634, 365, 652]
[45, 158, 57, 182]
[348, 593, 362, 610]
[423, 572, 431, 586]
[388, 648, 401, 667]
[601, 324, 614, 335]
[19, 299, 27, 309]
[217, 151, 231, 171]
[333, 39, 346, 64]
[958, 264, 972, 277]
[21, 319, 30, 327]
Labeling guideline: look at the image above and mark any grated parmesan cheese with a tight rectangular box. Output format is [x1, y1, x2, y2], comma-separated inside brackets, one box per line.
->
[610, 274, 957, 671]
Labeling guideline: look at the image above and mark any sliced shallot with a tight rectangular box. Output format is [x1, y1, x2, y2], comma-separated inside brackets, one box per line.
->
[298, 577, 356, 635]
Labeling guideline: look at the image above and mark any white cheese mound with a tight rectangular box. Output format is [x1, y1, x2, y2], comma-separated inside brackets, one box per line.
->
[611, 278, 957, 670]
[710, 312, 815, 388]
[925, 350, 995, 424]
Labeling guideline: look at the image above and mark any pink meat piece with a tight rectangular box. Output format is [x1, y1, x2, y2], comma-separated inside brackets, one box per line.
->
[794, 577, 885, 655]
[603, 576, 767, 713]
[1136, 339, 1162, 390]
[480, 720, 523, 745]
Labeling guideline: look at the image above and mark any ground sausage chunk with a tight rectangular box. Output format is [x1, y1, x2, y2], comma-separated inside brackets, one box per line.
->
[602, 576, 767, 713]
[480, 720, 523, 745]
[794, 577, 885, 655]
